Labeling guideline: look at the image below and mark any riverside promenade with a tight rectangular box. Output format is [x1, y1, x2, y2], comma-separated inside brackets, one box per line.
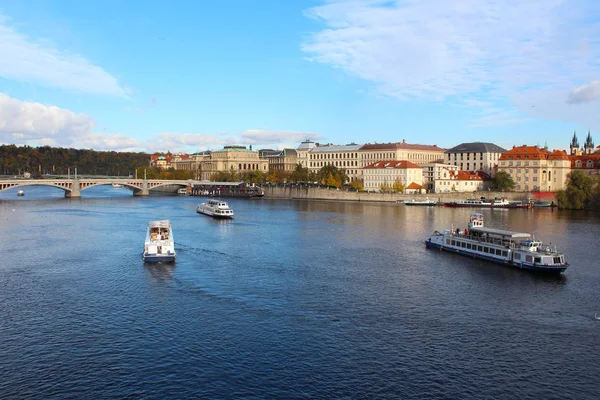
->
[263, 186, 538, 204]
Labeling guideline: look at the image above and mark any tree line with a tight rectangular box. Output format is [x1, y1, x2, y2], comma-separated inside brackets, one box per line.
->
[0, 144, 152, 177]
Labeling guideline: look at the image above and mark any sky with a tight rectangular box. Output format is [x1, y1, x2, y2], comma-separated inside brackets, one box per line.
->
[0, 0, 599, 154]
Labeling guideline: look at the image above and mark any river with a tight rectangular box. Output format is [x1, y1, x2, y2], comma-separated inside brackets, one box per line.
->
[1, 186, 599, 399]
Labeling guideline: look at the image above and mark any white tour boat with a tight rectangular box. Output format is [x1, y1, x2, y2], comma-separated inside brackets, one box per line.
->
[425, 213, 568, 274]
[177, 188, 189, 195]
[112, 183, 124, 189]
[143, 220, 176, 263]
[197, 199, 234, 219]
[17, 189, 24, 196]
[402, 197, 437, 206]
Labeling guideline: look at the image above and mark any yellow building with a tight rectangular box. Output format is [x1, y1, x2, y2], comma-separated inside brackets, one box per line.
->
[497, 146, 571, 192]
[199, 146, 269, 180]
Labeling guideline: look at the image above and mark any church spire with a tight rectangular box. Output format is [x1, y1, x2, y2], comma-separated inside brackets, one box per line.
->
[584, 130, 594, 154]
[570, 130, 580, 155]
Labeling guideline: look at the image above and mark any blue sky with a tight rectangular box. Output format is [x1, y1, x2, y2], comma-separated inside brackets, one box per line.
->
[0, 0, 599, 153]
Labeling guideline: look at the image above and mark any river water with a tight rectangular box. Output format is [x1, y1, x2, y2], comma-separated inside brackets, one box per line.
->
[1, 186, 599, 399]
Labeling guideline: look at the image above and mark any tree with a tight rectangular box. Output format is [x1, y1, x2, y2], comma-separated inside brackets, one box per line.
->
[379, 182, 391, 193]
[350, 179, 364, 192]
[392, 179, 405, 193]
[241, 170, 267, 184]
[492, 171, 516, 191]
[556, 170, 598, 209]
[317, 165, 346, 188]
[290, 164, 310, 182]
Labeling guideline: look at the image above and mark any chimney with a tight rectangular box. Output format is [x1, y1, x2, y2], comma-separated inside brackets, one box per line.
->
[402, 139, 406, 144]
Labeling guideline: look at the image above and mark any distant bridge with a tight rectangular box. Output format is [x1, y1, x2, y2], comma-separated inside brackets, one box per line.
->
[0, 178, 190, 198]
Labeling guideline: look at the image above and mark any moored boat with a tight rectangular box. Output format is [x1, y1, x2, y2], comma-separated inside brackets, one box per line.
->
[402, 197, 437, 206]
[112, 183, 123, 188]
[425, 213, 568, 274]
[17, 189, 24, 196]
[143, 220, 176, 263]
[444, 197, 530, 209]
[197, 199, 234, 219]
[177, 188, 189, 195]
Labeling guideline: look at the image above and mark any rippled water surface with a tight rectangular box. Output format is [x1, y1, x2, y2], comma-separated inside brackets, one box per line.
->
[1, 186, 599, 399]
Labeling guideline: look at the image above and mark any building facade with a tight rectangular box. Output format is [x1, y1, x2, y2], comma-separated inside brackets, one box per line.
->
[444, 142, 506, 175]
[264, 148, 299, 172]
[362, 160, 423, 193]
[296, 140, 316, 168]
[422, 163, 460, 192]
[358, 140, 445, 169]
[199, 146, 269, 180]
[308, 143, 362, 182]
[433, 170, 486, 193]
[171, 152, 211, 179]
[498, 145, 571, 192]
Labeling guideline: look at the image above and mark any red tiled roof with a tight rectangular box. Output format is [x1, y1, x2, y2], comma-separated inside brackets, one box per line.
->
[363, 160, 423, 169]
[448, 170, 483, 181]
[406, 182, 423, 189]
[548, 150, 570, 160]
[499, 145, 550, 161]
[570, 154, 600, 168]
[359, 142, 444, 152]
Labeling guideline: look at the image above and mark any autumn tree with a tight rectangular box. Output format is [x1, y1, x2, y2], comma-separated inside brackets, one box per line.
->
[392, 179, 405, 193]
[350, 179, 364, 192]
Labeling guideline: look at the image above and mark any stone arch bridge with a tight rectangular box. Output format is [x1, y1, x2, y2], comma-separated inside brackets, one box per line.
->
[0, 178, 190, 198]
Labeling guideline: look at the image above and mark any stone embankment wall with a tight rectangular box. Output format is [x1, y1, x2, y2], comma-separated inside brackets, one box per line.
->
[263, 186, 542, 203]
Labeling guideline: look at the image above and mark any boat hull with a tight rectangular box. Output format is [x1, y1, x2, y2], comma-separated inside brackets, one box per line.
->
[444, 203, 529, 209]
[142, 254, 176, 263]
[424, 239, 567, 274]
[196, 209, 233, 219]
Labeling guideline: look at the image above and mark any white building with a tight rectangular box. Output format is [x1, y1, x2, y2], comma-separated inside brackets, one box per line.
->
[296, 140, 316, 168]
[434, 170, 487, 193]
[444, 142, 506, 176]
[422, 163, 459, 192]
[359, 140, 445, 168]
[363, 160, 424, 193]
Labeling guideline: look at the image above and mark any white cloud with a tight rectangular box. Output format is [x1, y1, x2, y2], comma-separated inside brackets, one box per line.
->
[0, 92, 94, 143]
[0, 93, 141, 151]
[71, 133, 143, 152]
[303, 0, 600, 127]
[0, 93, 325, 153]
[567, 81, 600, 104]
[0, 16, 128, 97]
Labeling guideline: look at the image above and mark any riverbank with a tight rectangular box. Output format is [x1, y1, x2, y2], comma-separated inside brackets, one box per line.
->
[263, 186, 546, 203]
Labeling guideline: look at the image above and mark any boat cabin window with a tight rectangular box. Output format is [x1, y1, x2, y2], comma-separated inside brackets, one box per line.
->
[534, 257, 541, 263]
[514, 253, 521, 260]
[466, 243, 472, 249]
[502, 251, 508, 257]
[446, 239, 451, 245]
[477, 245, 483, 252]
[554, 256, 561, 264]
[525, 255, 533, 262]
[495, 249, 502, 256]
[451, 240, 456, 246]
[461, 242, 466, 248]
